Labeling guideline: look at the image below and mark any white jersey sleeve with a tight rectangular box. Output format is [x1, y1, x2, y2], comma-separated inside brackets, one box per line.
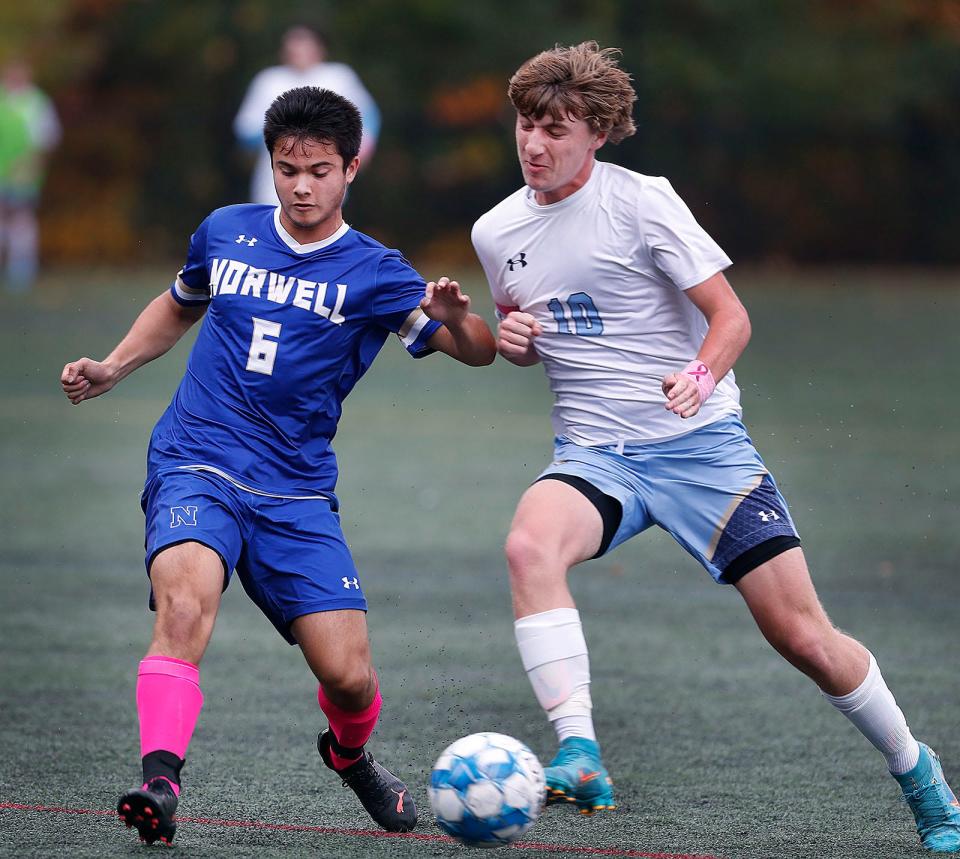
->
[471, 214, 519, 318]
[641, 177, 731, 290]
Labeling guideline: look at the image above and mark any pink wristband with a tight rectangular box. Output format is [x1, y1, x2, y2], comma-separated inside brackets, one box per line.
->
[681, 360, 716, 404]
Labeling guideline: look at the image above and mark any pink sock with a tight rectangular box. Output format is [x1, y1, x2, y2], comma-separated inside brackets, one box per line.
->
[137, 656, 203, 794]
[317, 683, 382, 770]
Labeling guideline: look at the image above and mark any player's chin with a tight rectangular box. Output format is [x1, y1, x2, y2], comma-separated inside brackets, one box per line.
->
[285, 204, 325, 226]
[285, 212, 316, 229]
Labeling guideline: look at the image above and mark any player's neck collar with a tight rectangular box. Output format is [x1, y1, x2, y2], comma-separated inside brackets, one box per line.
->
[524, 160, 602, 213]
[273, 207, 351, 254]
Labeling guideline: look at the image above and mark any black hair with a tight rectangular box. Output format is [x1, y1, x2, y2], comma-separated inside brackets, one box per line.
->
[263, 86, 362, 167]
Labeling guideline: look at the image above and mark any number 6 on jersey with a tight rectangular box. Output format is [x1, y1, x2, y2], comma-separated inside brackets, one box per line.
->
[247, 317, 282, 375]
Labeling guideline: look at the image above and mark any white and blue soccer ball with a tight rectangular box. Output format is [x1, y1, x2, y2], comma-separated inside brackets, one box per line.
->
[429, 732, 546, 849]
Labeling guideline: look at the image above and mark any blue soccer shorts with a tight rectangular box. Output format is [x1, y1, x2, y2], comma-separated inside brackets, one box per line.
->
[141, 467, 366, 643]
[537, 417, 801, 584]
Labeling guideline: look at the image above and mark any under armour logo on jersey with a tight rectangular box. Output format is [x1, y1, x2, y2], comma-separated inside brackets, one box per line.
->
[235, 234, 258, 246]
[758, 510, 781, 522]
[342, 577, 360, 590]
[170, 506, 198, 528]
[506, 252, 527, 271]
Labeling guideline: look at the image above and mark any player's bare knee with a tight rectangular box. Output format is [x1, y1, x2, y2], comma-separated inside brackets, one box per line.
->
[320, 663, 374, 705]
[153, 590, 209, 640]
[771, 623, 833, 676]
[505, 528, 554, 578]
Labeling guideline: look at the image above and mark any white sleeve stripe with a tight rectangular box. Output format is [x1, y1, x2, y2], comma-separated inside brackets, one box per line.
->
[397, 307, 421, 339]
[399, 309, 430, 346]
[173, 274, 209, 303]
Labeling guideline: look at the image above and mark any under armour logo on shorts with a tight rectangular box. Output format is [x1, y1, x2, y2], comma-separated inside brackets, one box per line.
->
[342, 577, 360, 589]
[506, 253, 527, 271]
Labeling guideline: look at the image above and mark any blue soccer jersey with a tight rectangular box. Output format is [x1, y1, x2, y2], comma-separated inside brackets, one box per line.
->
[147, 204, 442, 496]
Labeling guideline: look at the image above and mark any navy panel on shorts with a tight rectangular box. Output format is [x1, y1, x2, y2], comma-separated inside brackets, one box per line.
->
[712, 474, 801, 582]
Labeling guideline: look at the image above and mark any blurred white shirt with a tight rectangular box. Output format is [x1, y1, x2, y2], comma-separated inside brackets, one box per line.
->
[234, 62, 380, 205]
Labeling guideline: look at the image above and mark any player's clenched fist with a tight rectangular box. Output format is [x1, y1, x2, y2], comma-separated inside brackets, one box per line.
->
[61, 357, 116, 405]
[662, 360, 716, 419]
[661, 372, 702, 419]
[497, 312, 543, 366]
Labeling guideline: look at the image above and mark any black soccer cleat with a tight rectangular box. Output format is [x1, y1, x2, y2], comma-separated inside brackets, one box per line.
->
[117, 777, 178, 845]
[317, 728, 417, 832]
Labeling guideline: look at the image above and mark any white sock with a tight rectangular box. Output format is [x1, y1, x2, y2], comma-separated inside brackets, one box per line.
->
[823, 653, 920, 774]
[515, 608, 596, 742]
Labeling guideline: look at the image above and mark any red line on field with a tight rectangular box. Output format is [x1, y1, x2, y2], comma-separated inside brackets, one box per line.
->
[0, 801, 721, 858]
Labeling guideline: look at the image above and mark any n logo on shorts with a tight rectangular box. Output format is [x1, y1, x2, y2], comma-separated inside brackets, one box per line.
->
[170, 505, 199, 528]
[342, 576, 360, 590]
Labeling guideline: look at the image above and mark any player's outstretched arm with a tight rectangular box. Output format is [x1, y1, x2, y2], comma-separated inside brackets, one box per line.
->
[662, 271, 751, 418]
[497, 311, 542, 367]
[422, 277, 497, 366]
[61, 291, 206, 404]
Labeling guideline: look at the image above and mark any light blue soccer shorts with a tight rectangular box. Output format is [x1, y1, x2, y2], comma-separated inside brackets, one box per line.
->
[141, 467, 366, 643]
[537, 417, 801, 584]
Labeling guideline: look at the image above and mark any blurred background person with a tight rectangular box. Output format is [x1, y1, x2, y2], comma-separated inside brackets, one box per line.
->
[233, 24, 380, 206]
[0, 58, 60, 293]
[0, 87, 30, 223]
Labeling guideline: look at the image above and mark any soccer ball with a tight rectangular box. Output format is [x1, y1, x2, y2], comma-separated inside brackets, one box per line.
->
[429, 732, 546, 849]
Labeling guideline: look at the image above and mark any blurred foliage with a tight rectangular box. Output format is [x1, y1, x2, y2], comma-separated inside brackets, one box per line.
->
[3, 0, 959, 265]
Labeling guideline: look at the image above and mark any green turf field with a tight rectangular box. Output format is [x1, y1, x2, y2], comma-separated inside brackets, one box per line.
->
[1, 267, 958, 858]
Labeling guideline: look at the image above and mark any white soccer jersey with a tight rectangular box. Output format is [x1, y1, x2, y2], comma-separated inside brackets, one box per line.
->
[471, 160, 742, 445]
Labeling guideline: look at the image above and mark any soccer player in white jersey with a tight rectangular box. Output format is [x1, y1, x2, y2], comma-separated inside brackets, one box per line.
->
[471, 42, 960, 852]
[61, 86, 496, 846]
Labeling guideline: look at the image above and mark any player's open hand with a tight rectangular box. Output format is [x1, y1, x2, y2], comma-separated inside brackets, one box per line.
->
[661, 372, 703, 419]
[497, 312, 542, 364]
[61, 358, 116, 404]
[421, 277, 470, 327]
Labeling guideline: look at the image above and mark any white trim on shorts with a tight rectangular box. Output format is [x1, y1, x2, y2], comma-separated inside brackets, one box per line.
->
[175, 465, 335, 501]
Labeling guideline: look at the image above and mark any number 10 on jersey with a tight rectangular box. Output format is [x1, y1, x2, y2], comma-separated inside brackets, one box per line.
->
[547, 293, 604, 335]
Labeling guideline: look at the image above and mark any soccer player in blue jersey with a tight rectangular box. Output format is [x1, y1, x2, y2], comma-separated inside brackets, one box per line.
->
[60, 86, 496, 846]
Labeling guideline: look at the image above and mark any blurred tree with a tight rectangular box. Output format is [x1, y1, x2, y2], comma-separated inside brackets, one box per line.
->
[3, 0, 958, 266]
[625, 0, 960, 263]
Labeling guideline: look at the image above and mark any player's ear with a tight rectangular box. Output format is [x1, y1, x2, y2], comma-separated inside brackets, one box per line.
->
[345, 156, 360, 184]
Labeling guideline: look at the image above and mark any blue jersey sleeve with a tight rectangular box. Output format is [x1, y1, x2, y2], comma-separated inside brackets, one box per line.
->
[170, 215, 213, 306]
[372, 252, 442, 357]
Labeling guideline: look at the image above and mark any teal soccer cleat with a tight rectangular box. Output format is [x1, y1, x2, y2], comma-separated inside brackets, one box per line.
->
[894, 743, 960, 852]
[544, 737, 616, 814]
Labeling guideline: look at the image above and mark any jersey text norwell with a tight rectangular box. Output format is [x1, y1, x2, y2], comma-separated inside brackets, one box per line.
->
[208, 257, 347, 323]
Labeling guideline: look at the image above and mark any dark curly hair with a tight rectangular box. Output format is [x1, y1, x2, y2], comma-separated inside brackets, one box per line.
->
[263, 86, 362, 166]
